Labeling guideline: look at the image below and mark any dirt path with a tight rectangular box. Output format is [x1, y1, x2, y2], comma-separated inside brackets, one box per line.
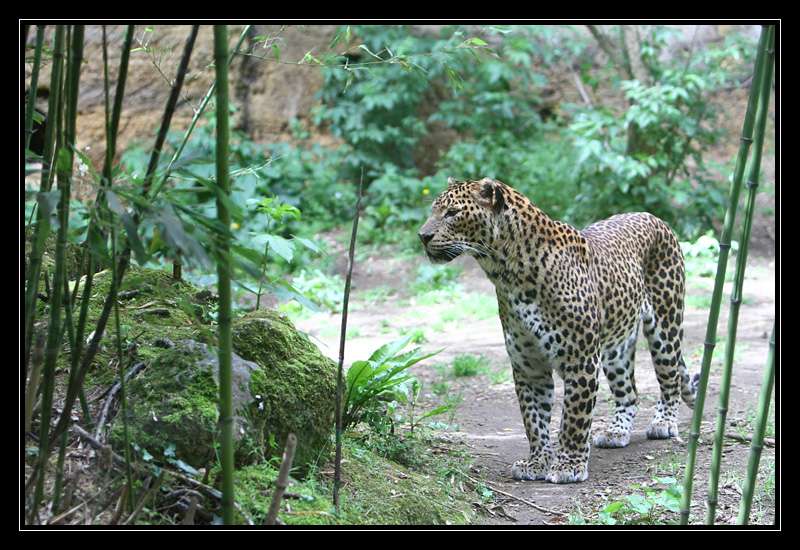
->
[294, 250, 776, 526]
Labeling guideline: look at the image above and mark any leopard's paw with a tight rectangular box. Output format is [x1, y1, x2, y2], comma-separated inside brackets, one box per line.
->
[545, 457, 589, 484]
[511, 459, 546, 481]
[592, 429, 631, 448]
[646, 419, 679, 440]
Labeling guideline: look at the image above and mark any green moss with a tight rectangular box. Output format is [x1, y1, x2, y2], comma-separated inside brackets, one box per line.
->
[232, 310, 338, 471]
[111, 343, 220, 467]
[231, 438, 475, 526]
[80, 266, 216, 390]
[107, 290, 337, 474]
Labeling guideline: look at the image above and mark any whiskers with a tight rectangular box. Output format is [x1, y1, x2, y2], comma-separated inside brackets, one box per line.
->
[428, 239, 500, 262]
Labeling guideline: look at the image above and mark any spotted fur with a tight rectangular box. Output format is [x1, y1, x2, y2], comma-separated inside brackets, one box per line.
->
[418, 177, 700, 484]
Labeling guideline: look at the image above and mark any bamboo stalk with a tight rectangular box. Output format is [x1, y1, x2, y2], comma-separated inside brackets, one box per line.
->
[24, 25, 45, 155]
[29, 25, 84, 524]
[679, 25, 772, 526]
[48, 25, 197, 447]
[50, 429, 69, 514]
[142, 25, 199, 196]
[737, 324, 776, 525]
[265, 433, 297, 525]
[148, 25, 252, 202]
[213, 24, 235, 526]
[24, 25, 66, 374]
[111, 228, 136, 512]
[25, 328, 45, 434]
[705, 25, 774, 525]
[333, 168, 365, 513]
[68, 25, 134, 412]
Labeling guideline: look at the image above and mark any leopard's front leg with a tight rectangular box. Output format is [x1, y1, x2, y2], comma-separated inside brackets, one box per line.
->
[510, 365, 555, 481]
[546, 354, 601, 484]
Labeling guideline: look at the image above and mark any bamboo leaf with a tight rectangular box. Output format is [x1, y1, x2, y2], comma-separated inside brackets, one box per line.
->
[107, 190, 148, 265]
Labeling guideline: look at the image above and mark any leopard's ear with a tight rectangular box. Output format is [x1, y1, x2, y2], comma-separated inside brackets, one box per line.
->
[446, 176, 459, 189]
[476, 178, 505, 214]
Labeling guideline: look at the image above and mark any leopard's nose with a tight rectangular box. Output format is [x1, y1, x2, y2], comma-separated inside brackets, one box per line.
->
[418, 231, 434, 246]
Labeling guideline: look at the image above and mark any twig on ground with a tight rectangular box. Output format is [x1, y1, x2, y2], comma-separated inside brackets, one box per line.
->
[48, 502, 85, 525]
[570, 69, 593, 106]
[93, 361, 146, 441]
[725, 432, 775, 448]
[265, 433, 297, 525]
[122, 472, 164, 525]
[182, 495, 199, 525]
[462, 473, 566, 517]
[110, 484, 129, 525]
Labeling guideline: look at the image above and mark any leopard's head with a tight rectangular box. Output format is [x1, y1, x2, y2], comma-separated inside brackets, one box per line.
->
[418, 177, 507, 264]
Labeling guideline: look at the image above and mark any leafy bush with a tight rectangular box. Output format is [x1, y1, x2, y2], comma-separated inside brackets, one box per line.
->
[343, 336, 439, 431]
[680, 231, 738, 280]
[566, 26, 757, 238]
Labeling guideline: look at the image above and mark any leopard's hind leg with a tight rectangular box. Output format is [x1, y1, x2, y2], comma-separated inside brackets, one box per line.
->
[593, 322, 640, 448]
[642, 297, 698, 439]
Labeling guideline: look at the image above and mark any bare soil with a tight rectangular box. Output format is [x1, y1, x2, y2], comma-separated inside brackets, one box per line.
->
[295, 247, 776, 526]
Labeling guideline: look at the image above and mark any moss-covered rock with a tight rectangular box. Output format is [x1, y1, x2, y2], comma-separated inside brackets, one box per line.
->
[110, 340, 262, 468]
[231, 439, 476, 525]
[101, 269, 337, 473]
[232, 309, 338, 470]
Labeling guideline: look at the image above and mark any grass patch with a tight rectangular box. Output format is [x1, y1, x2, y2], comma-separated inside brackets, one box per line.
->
[231, 432, 478, 525]
[452, 354, 491, 377]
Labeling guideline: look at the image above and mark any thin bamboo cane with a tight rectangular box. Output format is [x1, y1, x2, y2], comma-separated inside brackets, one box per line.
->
[705, 25, 774, 525]
[111, 228, 136, 512]
[333, 169, 364, 513]
[24, 25, 45, 155]
[48, 25, 197, 447]
[213, 24, 235, 526]
[679, 25, 772, 525]
[148, 25, 252, 202]
[29, 25, 84, 524]
[141, 25, 199, 196]
[69, 25, 135, 396]
[24, 25, 66, 373]
[736, 324, 775, 525]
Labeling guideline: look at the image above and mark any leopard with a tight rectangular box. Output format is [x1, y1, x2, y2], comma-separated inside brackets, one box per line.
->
[418, 177, 700, 484]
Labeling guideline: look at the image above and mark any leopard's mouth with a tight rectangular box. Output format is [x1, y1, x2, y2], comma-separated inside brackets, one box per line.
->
[424, 244, 462, 264]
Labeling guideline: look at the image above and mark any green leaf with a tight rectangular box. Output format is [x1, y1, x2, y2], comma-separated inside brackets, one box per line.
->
[86, 223, 110, 263]
[293, 236, 321, 254]
[602, 501, 625, 515]
[106, 190, 148, 265]
[256, 234, 294, 263]
[459, 37, 488, 48]
[625, 494, 652, 515]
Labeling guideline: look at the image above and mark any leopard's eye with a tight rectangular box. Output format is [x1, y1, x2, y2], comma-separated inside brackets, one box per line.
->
[444, 208, 460, 218]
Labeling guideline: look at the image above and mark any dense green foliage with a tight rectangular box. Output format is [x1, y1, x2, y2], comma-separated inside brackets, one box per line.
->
[111, 25, 758, 308]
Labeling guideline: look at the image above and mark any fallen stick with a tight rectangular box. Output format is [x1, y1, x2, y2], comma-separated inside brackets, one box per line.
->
[724, 432, 775, 448]
[462, 473, 566, 517]
[265, 433, 297, 526]
[48, 501, 85, 525]
[94, 362, 146, 441]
